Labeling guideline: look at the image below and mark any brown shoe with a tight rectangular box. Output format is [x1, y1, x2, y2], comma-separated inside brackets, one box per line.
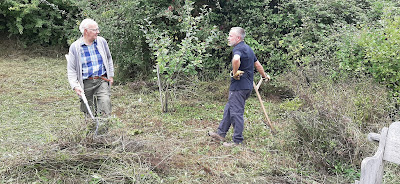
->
[208, 131, 225, 142]
[223, 142, 240, 147]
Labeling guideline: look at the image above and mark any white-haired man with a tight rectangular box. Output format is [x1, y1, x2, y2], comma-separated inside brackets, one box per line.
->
[67, 18, 114, 118]
[209, 27, 269, 147]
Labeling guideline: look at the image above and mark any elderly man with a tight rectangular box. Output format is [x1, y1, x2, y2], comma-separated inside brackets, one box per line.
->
[67, 18, 114, 118]
[209, 27, 269, 147]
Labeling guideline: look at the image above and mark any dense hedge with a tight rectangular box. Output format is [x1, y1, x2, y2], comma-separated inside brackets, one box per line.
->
[2, 0, 396, 83]
[78, 0, 227, 81]
[337, 1, 400, 98]
[0, 0, 81, 46]
[70, 0, 165, 81]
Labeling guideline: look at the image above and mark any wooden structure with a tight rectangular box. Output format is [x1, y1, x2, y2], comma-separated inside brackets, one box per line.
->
[355, 121, 400, 184]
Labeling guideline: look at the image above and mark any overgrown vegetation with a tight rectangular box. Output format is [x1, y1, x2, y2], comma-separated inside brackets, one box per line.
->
[337, 2, 400, 98]
[1, 0, 400, 183]
[142, 0, 219, 112]
[0, 0, 81, 46]
[277, 70, 399, 179]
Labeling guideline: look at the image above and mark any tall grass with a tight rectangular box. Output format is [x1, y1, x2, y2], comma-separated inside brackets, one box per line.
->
[276, 68, 400, 181]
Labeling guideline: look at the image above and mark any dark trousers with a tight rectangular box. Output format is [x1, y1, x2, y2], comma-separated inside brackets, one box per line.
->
[217, 89, 252, 143]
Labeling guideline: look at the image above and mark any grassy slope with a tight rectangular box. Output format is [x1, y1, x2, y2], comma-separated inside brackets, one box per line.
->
[2, 40, 398, 183]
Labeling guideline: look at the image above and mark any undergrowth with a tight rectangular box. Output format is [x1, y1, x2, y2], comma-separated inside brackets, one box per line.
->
[275, 68, 400, 182]
[1, 39, 399, 183]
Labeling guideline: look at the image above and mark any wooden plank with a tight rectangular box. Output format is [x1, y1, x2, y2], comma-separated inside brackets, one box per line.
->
[383, 121, 400, 164]
[359, 127, 388, 184]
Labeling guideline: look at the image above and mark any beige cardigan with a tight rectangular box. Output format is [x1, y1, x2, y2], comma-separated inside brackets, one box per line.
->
[66, 36, 114, 90]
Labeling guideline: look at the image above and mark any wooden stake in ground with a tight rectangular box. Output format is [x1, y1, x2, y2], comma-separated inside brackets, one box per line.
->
[253, 77, 276, 133]
[156, 64, 164, 112]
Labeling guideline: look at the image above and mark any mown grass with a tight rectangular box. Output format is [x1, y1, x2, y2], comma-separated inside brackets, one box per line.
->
[0, 54, 290, 183]
[0, 41, 294, 183]
[1, 38, 399, 183]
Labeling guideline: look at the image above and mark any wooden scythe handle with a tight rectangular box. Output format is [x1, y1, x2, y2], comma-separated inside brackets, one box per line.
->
[253, 77, 276, 133]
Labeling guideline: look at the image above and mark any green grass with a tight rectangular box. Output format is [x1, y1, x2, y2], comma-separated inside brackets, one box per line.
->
[0, 57, 78, 148]
[0, 53, 301, 183]
[1, 43, 399, 183]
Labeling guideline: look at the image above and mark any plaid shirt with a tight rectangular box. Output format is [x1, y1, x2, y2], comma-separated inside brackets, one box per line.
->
[80, 40, 106, 80]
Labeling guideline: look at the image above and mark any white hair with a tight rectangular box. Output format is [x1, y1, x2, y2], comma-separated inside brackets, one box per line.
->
[230, 27, 245, 41]
[79, 18, 98, 34]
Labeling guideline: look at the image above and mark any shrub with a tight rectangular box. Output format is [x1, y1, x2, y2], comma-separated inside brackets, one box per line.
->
[0, 0, 81, 46]
[141, 0, 220, 111]
[142, 0, 219, 86]
[277, 70, 398, 177]
[337, 3, 400, 97]
[202, 0, 377, 77]
[73, 0, 171, 81]
[78, 0, 224, 82]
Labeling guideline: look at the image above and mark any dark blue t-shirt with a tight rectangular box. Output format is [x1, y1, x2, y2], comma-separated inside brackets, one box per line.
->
[229, 41, 258, 91]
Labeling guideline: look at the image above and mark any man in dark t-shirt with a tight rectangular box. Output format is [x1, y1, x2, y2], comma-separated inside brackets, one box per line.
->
[209, 27, 269, 147]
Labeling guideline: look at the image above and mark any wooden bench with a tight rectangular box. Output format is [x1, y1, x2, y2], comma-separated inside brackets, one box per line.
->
[355, 121, 400, 184]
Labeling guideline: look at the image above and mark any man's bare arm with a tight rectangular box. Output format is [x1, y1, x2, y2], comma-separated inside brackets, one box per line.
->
[232, 54, 241, 75]
[255, 61, 267, 78]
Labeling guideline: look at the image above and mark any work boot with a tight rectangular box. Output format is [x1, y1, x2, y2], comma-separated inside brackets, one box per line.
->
[208, 131, 225, 142]
[223, 141, 240, 147]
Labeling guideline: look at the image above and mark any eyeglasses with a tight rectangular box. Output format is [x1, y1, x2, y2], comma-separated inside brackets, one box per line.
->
[87, 28, 100, 32]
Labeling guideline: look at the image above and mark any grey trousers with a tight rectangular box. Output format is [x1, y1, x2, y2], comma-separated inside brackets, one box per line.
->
[217, 89, 252, 143]
[80, 78, 111, 116]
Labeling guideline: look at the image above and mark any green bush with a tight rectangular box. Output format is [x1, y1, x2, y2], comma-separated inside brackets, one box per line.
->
[142, 0, 219, 87]
[0, 0, 81, 46]
[75, 0, 159, 81]
[78, 0, 226, 81]
[1, 0, 391, 81]
[337, 3, 400, 97]
[202, 0, 377, 76]
[206, 0, 298, 74]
